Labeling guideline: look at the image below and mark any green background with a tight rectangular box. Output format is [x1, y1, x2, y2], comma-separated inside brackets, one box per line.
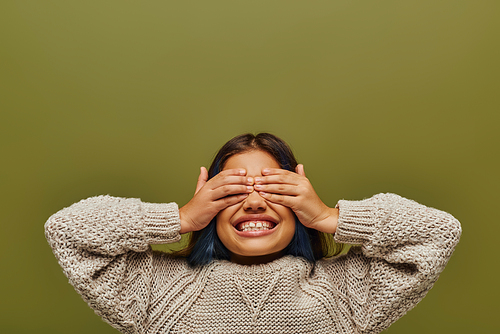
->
[1, 1, 498, 333]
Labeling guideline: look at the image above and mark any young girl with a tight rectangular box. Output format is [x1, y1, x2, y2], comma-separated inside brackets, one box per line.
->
[45, 133, 461, 334]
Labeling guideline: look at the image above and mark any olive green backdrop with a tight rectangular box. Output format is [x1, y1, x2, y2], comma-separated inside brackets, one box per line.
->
[1, 1, 498, 333]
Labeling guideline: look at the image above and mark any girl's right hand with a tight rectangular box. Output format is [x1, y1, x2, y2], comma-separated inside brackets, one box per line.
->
[179, 167, 254, 234]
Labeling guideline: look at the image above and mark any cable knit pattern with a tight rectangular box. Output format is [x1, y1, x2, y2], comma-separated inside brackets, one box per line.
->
[45, 193, 461, 334]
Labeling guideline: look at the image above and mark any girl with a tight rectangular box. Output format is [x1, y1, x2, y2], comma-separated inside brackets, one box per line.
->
[45, 133, 461, 333]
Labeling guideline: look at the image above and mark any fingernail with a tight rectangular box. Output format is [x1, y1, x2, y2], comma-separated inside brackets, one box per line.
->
[259, 191, 267, 196]
[262, 169, 270, 174]
[247, 186, 254, 192]
[254, 184, 262, 190]
[239, 169, 246, 175]
[247, 177, 253, 184]
[254, 177, 262, 183]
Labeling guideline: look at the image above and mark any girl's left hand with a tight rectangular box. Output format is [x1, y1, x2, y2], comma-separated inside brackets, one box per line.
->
[253, 164, 338, 234]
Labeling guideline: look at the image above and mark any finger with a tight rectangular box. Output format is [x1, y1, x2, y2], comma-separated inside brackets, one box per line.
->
[210, 175, 254, 190]
[253, 183, 301, 196]
[210, 170, 252, 189]
[261, 168, 293, 176]
[258, 191, 296, 208]
[254, 173, 301, 186]
[295, 164, 306, 177]
[195, 167, 208, 194]
[218, 168, 247, 177]
[210, 184, 254, 200]
[215, 193, 249, 210]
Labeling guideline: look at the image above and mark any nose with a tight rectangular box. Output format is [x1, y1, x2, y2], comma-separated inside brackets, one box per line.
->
[243, 189, 267, 212]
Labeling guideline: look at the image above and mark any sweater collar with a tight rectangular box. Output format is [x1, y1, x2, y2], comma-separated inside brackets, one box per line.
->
[213, 255, 313, 275]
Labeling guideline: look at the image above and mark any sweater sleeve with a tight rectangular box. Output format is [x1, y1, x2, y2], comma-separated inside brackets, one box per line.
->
[319, 193, 461, 333]
[44, 195, 184, 333]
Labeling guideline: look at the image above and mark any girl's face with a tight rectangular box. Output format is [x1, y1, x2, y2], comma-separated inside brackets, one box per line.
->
[216, 150, 296, 264]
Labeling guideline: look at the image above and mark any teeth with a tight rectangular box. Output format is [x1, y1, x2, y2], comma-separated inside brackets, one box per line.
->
[243, 226, 270, 231]
[238, 221, 275, 232]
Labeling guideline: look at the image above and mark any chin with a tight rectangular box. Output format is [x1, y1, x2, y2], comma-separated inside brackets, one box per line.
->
[229, 247, 288, 265]
[235, 248, 280, 258]
[228, 237, 286, 256]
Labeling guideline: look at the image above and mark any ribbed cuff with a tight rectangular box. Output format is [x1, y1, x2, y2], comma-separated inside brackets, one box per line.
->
[142, 202, 181, 244]
[334, 198, 379, 245]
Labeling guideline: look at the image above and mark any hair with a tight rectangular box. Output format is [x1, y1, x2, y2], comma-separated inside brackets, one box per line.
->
[175, 133, 343, 266]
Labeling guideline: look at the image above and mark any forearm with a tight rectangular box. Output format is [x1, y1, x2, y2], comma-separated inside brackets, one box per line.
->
[45, 195, 181, 256]
[334, 193, 461, 273]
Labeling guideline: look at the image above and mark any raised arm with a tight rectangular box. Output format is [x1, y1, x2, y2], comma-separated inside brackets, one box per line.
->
[252, 167, 461, 333]
[44, 195, 183, 332]
[319, 193, 462, 333]
[45, 168, 253, 332]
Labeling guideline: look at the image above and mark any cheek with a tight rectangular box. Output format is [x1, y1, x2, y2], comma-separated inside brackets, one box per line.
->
[267, 203, 296, 239]
[216, 203, 239, 224]
[268, 203, 296, 224]
[215, 205, 239, 238]
[275, 207, 297, 242]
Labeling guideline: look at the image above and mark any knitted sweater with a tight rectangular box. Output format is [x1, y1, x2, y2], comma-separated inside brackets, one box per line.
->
[45, 193, 461, 334]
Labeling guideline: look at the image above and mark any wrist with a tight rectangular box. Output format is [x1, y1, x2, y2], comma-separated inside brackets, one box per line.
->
[179, 206, 194, 234]
[314, 207, 338, 234]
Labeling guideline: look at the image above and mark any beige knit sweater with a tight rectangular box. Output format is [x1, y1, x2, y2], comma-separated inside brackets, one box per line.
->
[45, 193, 461, 334]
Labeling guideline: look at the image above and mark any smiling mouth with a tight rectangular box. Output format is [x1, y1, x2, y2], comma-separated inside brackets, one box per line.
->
[235, 221, 277, 232]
